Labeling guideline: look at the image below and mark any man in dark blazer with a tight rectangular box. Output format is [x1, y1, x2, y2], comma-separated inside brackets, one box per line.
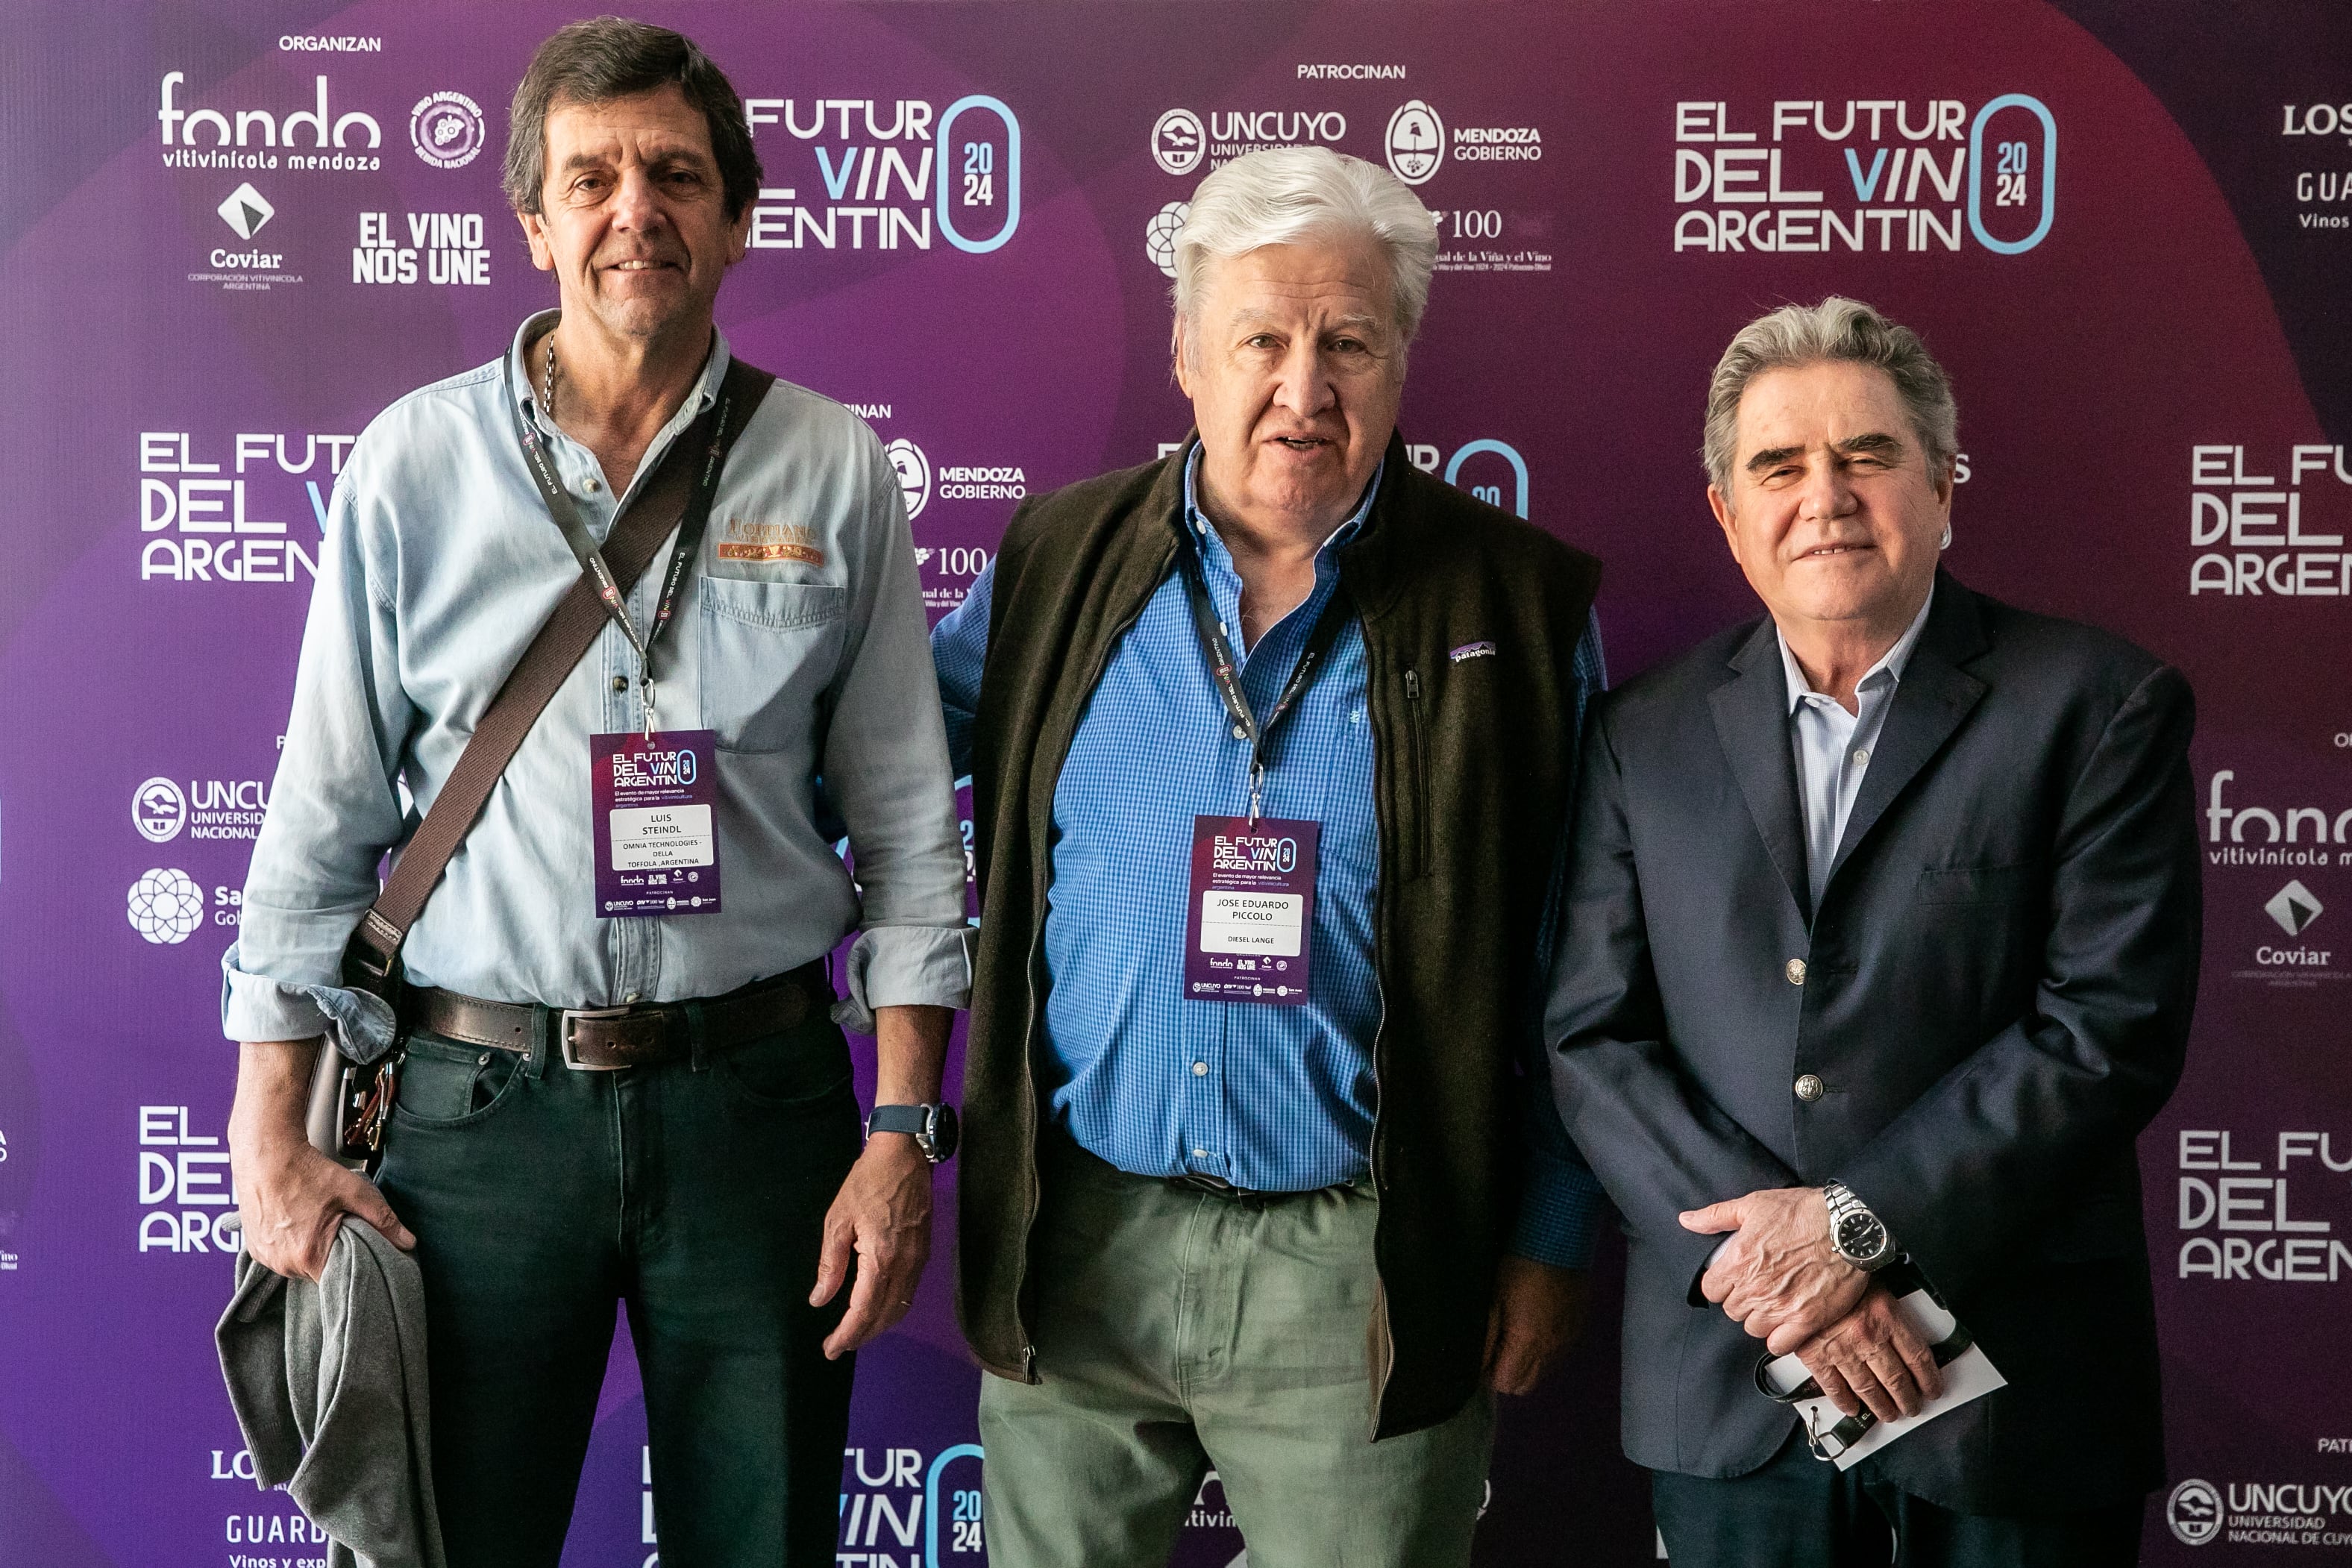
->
[1546, 297, 2199, 1565]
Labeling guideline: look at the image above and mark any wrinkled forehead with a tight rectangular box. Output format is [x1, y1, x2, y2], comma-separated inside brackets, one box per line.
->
[1196, 234, 1393, 322]
[1735, 360, 1912, 454]
[543, 85, 715, 166]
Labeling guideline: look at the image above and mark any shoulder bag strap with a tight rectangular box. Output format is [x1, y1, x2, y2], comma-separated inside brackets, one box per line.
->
[342, 359, 775, 994]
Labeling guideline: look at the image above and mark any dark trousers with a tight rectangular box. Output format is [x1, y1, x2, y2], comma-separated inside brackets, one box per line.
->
[375, 1003, 862, 1568]
[1652, 1431, 2145, 1568]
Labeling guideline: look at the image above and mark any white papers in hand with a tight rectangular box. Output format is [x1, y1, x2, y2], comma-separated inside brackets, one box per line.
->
[1760, 1289, 2007, 1470]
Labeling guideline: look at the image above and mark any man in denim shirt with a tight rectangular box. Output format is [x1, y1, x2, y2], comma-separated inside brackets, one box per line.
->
[221, 22, 967, 1564]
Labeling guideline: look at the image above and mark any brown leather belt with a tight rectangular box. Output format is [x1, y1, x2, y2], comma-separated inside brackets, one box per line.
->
[401, 959, 827, 1071]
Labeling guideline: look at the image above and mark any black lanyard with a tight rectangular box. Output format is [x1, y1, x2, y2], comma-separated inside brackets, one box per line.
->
[505, 351, 736, 738]
[1173, 521, 1355, 826]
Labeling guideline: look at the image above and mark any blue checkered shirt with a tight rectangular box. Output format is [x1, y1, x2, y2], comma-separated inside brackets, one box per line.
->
[934, 453, 1607, 1266]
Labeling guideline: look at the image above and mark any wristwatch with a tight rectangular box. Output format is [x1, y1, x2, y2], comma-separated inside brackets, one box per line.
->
[868, 1102, 960, 1165]
[1822, 1180, 1896, 1271]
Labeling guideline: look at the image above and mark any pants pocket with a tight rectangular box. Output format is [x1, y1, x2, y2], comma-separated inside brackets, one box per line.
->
[392, 1032, 524, 1127]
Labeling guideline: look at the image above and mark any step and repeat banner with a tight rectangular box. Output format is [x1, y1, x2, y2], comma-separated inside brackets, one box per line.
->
[2, 1, 2348, 1562]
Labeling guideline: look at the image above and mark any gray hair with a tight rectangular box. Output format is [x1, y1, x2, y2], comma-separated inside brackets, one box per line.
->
[1702, 297, 1958, 494]
[1172, 146, 1437, 363]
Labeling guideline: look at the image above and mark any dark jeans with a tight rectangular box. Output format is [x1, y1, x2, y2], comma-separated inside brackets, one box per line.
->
[1652, 1431, 2145, 1568]
[376, 1003, 862, 1568]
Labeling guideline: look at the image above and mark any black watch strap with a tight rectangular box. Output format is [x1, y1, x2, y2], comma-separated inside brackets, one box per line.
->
[868, 1102, 959, 1164]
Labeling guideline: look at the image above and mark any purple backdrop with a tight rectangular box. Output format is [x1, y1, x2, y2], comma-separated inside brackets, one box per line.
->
[3, 3, 2349, 1562]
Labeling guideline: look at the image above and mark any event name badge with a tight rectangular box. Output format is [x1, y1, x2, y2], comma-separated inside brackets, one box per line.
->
[591, 730, 723, 918]
[1185, 816, 1317, 1004]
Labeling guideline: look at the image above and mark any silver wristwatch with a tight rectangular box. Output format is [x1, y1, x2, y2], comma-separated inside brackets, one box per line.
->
[1822, 1180, 1896, 1271]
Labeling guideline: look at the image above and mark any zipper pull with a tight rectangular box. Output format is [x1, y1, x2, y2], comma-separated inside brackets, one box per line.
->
[1405, 669, 1421, 700]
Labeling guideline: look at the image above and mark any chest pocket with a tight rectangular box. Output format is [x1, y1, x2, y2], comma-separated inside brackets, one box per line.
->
[697, 578, 848, 754]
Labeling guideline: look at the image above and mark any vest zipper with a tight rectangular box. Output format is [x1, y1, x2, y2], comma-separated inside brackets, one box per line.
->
[1403, 668, 1429, 876]
[1009, 575, 1161, 1382]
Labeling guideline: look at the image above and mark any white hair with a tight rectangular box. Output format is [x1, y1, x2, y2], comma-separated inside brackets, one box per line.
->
[1171, 145, 1438, 362]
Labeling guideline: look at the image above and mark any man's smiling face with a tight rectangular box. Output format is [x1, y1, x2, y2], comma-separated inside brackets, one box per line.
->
[1707, 359, 1951, 635]
[518, 84, 750, 346]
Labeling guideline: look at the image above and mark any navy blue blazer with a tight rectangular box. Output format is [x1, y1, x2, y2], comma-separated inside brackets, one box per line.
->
[1546, 572, 2199, 1515]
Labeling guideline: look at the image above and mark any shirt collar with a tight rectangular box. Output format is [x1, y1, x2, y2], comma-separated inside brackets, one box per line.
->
[506, 308, 733, 428]
[1776, 580, 1937, 715]
[1179, 442, 1383, 577]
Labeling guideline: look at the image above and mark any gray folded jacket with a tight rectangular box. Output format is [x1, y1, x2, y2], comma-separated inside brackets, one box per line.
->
[216, 1215, 447, 1568]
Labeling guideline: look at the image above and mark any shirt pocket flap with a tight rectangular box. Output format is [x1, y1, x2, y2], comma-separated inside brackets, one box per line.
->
[703, 578, 847, 631]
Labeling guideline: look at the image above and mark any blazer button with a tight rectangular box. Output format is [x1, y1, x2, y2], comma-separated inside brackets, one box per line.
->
[1784, 958, 1807, 985]
[1794, 1073, 1825, 1103]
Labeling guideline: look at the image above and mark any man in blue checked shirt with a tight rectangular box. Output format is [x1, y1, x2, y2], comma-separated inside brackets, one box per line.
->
[934, 146, 1608, 1568]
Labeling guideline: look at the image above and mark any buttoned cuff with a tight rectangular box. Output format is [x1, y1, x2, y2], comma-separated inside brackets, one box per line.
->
[828, 923, 975, 1035]
[1508, 1153, 1608, 1270]
[220, 944, 400, 1064]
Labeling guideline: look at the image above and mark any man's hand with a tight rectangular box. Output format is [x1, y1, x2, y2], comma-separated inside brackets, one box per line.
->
[1793, 1285, 1942, 1423]
[230, 1038, 414, 1282]
[1679, 1186, 1865, 1354]
[1484, 1255, 1590, 1395]
[811, 1001, 953, 1360]
[811, 1135, 932, 1358]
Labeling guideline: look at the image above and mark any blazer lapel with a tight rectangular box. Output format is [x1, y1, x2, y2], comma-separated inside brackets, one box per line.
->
[1823, 576, 1990, 892]
[1709, 618, 1812, 925]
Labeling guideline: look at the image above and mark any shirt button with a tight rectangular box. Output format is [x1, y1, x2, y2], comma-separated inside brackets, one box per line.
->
[1795, 1073, 1825, 1103]
[584, 477, 602, 493]
[623, 991, 642, 1003]
[1192, 1148, 1207, 1159]
[1785, 958, 1807, 985]
[1851, 748, 1869, 765]
[1191, 1061, 1208, 1077]
[1232, 724, 1248, 740]
[612, 676, 628, 692]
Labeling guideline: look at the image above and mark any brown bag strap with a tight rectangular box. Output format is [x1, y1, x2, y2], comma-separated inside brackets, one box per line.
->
[343, 359, 775, 994]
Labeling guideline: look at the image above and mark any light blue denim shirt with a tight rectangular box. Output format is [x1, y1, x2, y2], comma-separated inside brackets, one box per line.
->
[1777, 582, 1936, 908]
[222, 311, 970, 1057]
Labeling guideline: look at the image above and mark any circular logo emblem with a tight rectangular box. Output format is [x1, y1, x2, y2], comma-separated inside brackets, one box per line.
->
[410, 91, 486, 170]
[1146, 201, 1191, 278]
[134, 777, 186, 843]
[1151, 108, 1205, 177]
[2166, 1478, 2222, 1546]
[883, 438, 931, 522]
[1385, 99, 1446, 186]
[128, 868, 204, 946]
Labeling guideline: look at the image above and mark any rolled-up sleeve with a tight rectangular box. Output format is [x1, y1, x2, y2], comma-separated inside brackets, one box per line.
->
[221, 468, 414, 1058]
[823, 435, 976, 1026]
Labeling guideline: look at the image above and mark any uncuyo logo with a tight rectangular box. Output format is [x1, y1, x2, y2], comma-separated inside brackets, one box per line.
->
[883, 438, 931, 522]
[128, 868, 205, 945]
[134, 777, 187, 843]
[2167, 1478, 2221, 1546]
[1153, 108, 1205, 176]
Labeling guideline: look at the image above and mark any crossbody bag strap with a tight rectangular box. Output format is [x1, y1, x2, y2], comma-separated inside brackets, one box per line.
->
[342, 360, 776, 995]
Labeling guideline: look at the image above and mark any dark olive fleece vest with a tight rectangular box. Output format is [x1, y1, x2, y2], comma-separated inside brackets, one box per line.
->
[956, 432, 1602, 1437]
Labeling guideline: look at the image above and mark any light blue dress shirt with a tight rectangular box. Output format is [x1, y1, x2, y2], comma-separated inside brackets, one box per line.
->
[1777, 584, 1937, 906]
[933, 449, 1610, 1266]
[223, 311, 971, 1057]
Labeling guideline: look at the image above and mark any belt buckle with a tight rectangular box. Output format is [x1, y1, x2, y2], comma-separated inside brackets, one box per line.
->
[560, 1004, 639, 1071]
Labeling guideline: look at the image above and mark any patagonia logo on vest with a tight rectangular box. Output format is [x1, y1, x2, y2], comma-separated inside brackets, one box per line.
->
[1449, 640, 1497, 663]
